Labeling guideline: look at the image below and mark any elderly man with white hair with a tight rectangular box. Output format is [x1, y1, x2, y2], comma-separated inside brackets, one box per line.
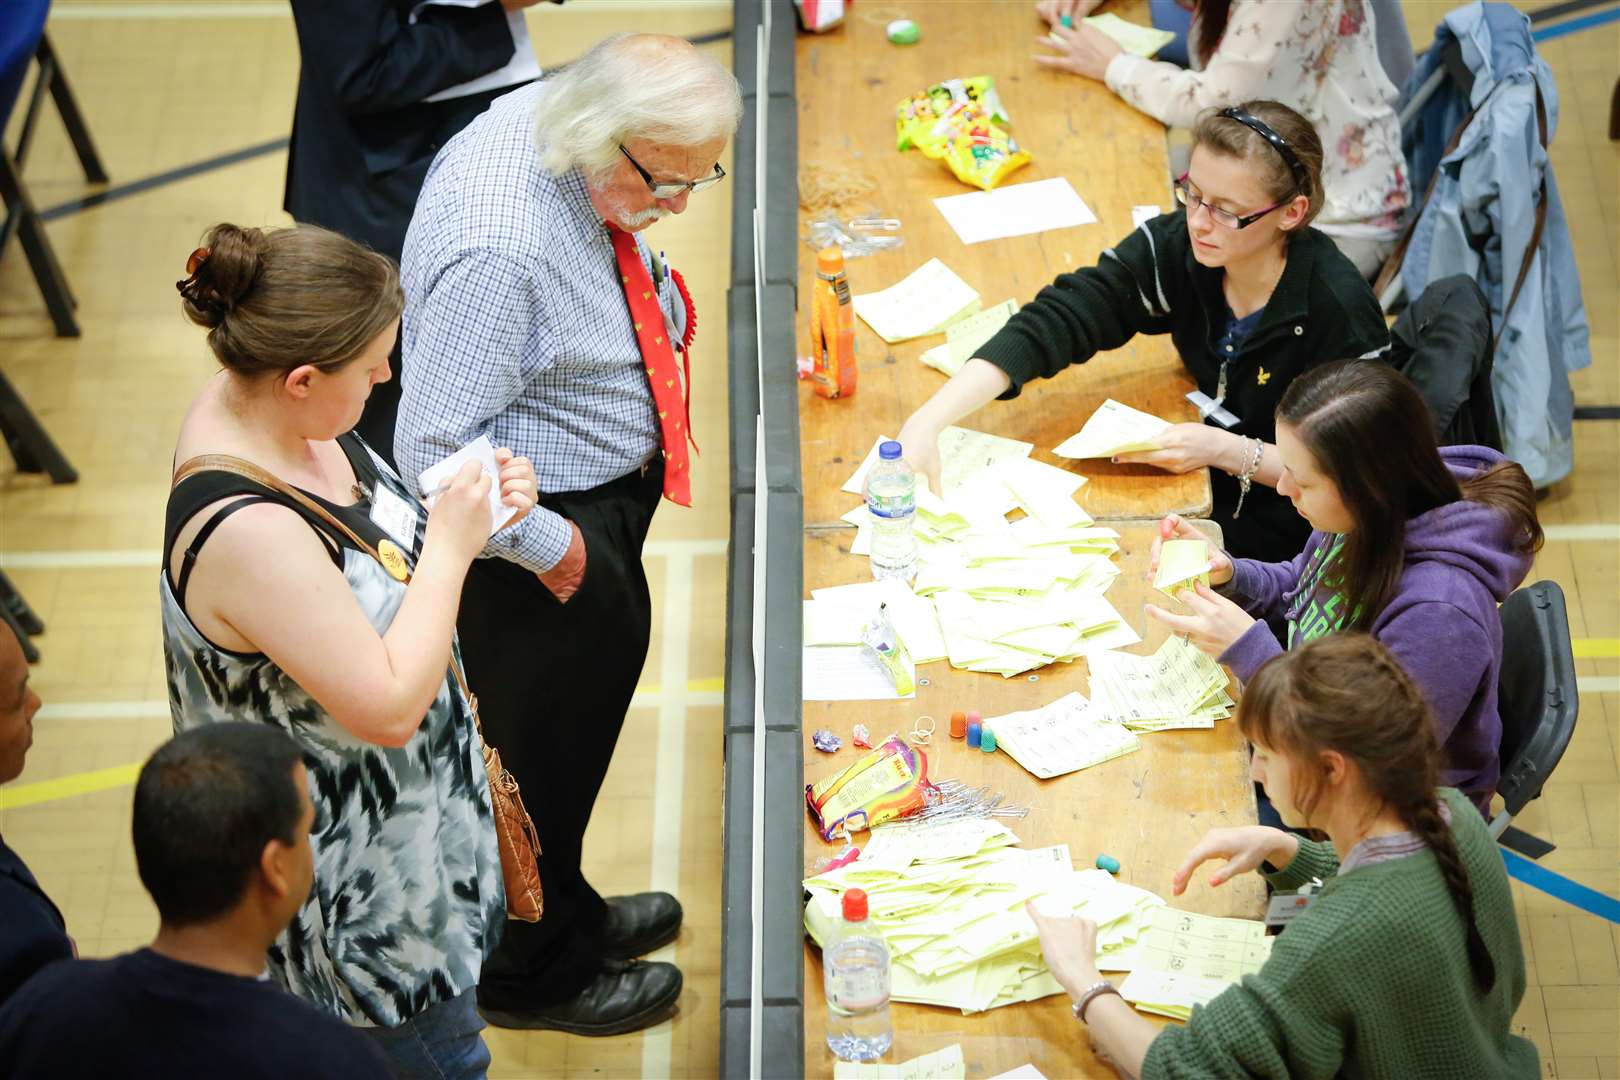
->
[396, 33, 740, 1036]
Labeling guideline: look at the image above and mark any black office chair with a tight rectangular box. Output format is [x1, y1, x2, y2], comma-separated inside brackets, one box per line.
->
[1489, 580, 1578, 857]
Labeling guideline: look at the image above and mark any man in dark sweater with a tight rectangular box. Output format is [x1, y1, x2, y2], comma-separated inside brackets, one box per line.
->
[0, 725, 390, 1078]
[0, 624, 71, 1007]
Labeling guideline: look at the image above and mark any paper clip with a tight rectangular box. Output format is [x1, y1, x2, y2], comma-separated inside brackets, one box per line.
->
[908, 714, 937, 746]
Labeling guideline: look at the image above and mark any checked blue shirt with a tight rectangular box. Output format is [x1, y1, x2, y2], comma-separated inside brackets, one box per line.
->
[397, 82, 688, 572]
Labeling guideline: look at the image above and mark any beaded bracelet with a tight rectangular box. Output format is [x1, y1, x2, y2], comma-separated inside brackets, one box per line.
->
[1232, 437, 1264, 519]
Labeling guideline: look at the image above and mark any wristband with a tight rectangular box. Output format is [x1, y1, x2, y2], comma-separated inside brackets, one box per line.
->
[1072, 979, 1122, 1024]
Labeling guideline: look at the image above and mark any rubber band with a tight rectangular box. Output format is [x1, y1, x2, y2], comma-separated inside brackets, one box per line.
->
[909, 714, 937, 746]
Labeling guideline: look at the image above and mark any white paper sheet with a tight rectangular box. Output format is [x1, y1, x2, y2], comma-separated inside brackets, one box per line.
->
[802, 645, 916, 701]
[416, 434, 519, 538]
[1052, 399, 1173, 459]
[933, 177, 1098, 245]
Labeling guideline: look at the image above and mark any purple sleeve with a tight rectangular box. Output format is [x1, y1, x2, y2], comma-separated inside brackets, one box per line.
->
[1220, 621, 1285, 684]
[1372, 602, 1493, 748]
[1225, 540, 1319, 620]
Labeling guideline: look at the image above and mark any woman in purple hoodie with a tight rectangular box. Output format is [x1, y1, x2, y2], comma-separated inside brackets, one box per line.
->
[1147, 360, 1542, 813]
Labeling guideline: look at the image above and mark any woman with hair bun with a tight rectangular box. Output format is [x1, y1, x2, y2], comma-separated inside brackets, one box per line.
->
[163, 223, 538, 1075]
[1029, 634, 1538, 1079]
[897, 99, 1388, 562]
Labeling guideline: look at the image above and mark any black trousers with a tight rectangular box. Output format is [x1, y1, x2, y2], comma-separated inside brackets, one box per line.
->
[457, 461, 663, 1004]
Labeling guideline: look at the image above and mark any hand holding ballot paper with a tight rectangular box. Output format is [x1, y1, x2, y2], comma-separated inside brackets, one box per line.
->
[1053, 399, 1172, 460]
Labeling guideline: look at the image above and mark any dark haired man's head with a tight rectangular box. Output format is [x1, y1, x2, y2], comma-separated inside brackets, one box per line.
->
[0, 624, 41, 785]
[132, 724, 314, 934]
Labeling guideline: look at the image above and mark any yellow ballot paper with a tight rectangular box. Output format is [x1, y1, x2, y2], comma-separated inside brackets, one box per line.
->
[1052, 399, 1173, 459]
[1153, 539, 1212, 594]
[921, 299, 1019, 376]
[841, 427, 1033, 499]
[852, 258, 981, 343]
[834, 1044, 966, 1080]
[1117, 906, 1273, 1019]
[1082, 13, 1178, 56]
[986, 691, 1141, 779]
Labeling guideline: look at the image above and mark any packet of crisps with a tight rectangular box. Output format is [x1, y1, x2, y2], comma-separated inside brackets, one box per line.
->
[806, 735, 934, 841]
[894, 75, 1031, 190]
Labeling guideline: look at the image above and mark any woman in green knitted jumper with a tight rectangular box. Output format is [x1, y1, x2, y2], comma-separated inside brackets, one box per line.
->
[1028, 634, 1538, 1078]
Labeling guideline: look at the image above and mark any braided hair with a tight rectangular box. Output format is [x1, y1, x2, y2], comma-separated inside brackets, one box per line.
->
[1238, 634, 1497, 994]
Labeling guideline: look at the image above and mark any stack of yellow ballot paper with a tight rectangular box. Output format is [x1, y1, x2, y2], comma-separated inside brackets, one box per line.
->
[1087, 635, 1234, 732]
[804, 820, 1167, 1015]
[1052, 399, 1172, 459]
[983, 691, 1141, 779]
[1112, 907, 1274, 1020]
[834, 1044, 966, 1080]
[832, 427, 1134, 678]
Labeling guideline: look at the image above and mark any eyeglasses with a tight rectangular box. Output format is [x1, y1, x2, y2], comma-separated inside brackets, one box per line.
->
[1174, 173, 1291, 230]
[618, 145, 726, 199]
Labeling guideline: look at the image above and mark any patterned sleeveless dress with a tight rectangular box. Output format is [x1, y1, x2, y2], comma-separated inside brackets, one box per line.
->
[160, 433, 504, 1027]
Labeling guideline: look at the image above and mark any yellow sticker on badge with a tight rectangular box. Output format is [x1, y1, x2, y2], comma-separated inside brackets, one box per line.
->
[377, 539, 410, 581]
[1257, 366, 1271, 386]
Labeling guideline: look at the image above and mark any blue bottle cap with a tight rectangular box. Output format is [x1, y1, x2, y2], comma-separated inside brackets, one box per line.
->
[979, 727, 997, 753]
[965, 720, 982, 748]
[1095, 853, 1121, 874]
[879, 440, 903, 460]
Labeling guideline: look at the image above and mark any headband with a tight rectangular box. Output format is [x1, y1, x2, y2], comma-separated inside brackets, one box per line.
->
[1217, 107, 1309, 194]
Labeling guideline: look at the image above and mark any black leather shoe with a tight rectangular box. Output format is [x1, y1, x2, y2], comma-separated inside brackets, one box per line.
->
[476, 958, 682, 1036]
[601, 891, 683, 959]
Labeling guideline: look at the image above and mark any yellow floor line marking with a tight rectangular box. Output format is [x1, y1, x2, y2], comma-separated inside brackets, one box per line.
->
[1, 764, 141, 810]
[1572, 638, 1620, 659]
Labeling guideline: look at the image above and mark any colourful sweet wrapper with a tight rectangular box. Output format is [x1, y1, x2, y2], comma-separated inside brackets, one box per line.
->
[812, 728, 843, 753]
[806, 735, 935, 841]
[894, 75, 1031, 190]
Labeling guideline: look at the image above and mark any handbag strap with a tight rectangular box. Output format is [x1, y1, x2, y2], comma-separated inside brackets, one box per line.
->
[171, 453, 484, 729]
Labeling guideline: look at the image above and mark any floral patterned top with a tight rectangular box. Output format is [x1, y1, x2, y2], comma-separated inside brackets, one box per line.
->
[1105, 0, 1409, 238]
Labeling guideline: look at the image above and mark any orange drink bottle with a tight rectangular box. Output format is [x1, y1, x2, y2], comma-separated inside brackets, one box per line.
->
[809, 246, 856, 399]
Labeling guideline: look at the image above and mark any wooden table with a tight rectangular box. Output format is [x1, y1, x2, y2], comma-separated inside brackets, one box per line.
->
[795, 0, 1211, 529]
[800, 521, 1263, 1078]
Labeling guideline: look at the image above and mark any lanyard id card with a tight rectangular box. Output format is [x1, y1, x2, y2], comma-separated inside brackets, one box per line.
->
[1264, 876, 1323, 928]
[369, 484, 420, 551]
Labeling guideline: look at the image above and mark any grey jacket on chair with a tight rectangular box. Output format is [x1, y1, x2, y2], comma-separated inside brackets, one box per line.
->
[1397, 2, 1590, 489]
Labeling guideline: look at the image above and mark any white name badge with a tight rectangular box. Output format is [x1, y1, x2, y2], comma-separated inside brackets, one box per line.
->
[369, 484, 420, 552]
[1186, 390, 1242, 429]
[1264, 875, 1323, 928]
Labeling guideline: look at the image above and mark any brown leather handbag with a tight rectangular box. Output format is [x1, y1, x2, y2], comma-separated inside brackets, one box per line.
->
[171, 454, 544, 922]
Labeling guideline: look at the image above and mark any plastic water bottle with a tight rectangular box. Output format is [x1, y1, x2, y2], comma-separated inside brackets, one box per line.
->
[863, 441, 917, 582]
[824, 888, 893, 1062]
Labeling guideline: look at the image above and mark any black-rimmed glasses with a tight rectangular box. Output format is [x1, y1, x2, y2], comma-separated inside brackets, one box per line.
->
[1174, 173, 1291, 230]
[618, 145, 726, 199]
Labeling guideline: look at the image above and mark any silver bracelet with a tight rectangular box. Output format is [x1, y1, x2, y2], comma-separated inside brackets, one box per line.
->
[1072, 979, 1122, 1023]
[1232, 438, 1263, 519]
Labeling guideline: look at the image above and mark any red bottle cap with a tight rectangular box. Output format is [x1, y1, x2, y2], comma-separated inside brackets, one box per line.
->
[949, 711, 967, 738]
[842, 888, 869, 922]
[966, 710, 981, 724]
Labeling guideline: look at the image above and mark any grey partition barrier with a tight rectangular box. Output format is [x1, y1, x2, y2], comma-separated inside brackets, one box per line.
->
[722, 2, 805, 1077]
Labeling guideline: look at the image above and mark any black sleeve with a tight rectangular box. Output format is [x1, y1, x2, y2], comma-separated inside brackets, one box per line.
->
[973, 218, 1181, 400]
[0, 876, 71, 1007]
[289, 0, 518, 117]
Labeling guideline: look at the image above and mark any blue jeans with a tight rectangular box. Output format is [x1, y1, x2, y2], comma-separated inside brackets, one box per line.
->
[361, 988, 491, 1080]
